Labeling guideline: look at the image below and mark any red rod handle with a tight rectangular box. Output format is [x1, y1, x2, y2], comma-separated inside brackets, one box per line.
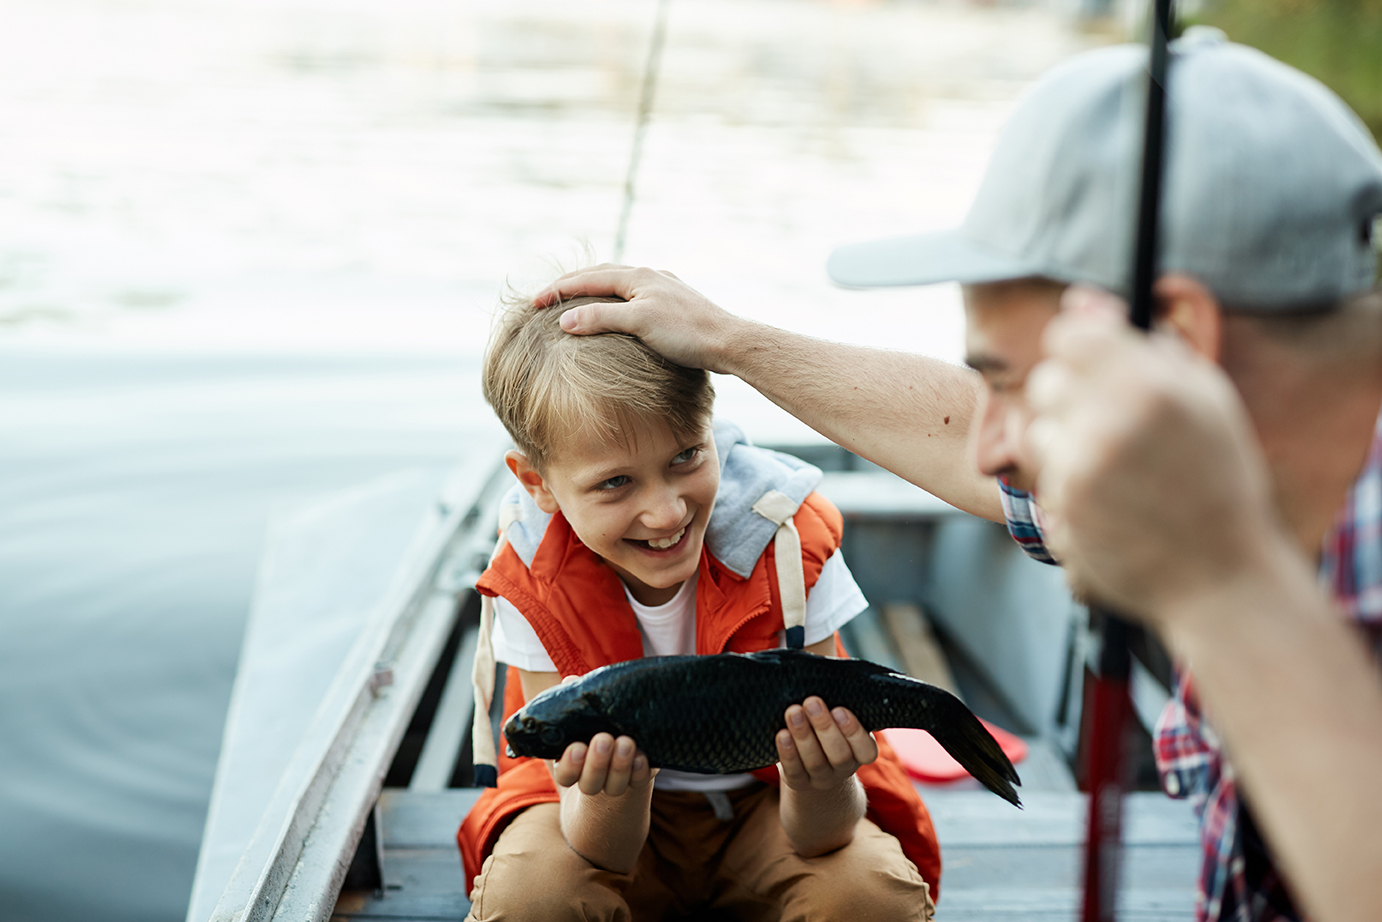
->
[1081, 614, 1133, 922]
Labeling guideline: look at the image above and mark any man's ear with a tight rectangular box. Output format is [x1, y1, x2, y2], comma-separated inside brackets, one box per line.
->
[1153, 274, 1223, 362]
[505, 450, 561, 515]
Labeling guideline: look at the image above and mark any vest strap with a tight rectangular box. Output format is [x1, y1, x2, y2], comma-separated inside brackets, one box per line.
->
[750, 490, 806, 650]
[472, 503, 523, 787]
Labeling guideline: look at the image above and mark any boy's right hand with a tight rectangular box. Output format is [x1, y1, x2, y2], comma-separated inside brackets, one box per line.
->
[551, 733, 657, 797]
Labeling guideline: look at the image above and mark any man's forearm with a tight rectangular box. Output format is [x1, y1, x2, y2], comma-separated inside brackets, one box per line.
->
[545, 267, 1001, 521]
[713, 317, 1003, 522]
[1163, 540, 1382, 922]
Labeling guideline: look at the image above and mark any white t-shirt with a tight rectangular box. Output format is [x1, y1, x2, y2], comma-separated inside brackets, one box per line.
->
[490, 549, 869, 791]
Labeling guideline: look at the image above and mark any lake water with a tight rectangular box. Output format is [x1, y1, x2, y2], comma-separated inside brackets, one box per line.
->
[0, 1, 1101, 918]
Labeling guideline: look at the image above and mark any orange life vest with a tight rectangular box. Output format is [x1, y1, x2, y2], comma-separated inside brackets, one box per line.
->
[455, 491, 942, 897]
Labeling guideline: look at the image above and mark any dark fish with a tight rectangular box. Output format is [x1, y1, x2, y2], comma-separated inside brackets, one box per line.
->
[504, 648, 1021, 807]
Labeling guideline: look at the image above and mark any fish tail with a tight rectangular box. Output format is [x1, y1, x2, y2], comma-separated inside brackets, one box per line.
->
[927, 694, 1023, 808]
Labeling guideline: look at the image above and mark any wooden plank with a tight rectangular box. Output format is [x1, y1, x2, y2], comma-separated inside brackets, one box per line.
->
[839, 605, 905, 673]
[934, 886, 1193, 920]
[334, 790, 481, 921]
[881, 601, 961, 696]
[336, 849, 470, 920]
[926, 791, 1198, 847]
[941, 843, 1197, 891]
[378, 790, 483, 849]
[409, 627, 480, 792]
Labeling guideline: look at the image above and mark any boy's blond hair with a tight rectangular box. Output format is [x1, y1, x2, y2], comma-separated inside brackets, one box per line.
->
[483, 290, 715, 471]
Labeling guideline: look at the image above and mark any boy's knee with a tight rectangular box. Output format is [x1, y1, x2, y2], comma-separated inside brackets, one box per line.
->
[466, 805, 632, 922]
[778, 826, 935, 922]
[784, 862, 933, 922]
[469, 851, 632, 922]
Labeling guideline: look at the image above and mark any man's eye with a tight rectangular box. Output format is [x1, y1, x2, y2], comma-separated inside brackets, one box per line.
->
[672, 446, 701, 466]
[597, 475, 631, 491]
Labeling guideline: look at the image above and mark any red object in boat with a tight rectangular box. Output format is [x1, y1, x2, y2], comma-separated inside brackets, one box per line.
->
[883, 722, 1028, 784]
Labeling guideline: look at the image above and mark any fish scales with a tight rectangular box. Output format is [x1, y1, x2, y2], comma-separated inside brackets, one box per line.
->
[503, 649, 1022, 806]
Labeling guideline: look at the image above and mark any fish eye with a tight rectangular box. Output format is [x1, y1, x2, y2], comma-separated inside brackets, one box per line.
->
[522, 716, 537, 731]
[539, 727, 564, 747]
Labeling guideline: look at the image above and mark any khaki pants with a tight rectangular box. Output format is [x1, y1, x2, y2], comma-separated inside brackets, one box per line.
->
[465, 783, 934, 922]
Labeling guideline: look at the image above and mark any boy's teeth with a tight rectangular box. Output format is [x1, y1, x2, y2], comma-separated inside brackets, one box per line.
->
[647, 527, 685, 549]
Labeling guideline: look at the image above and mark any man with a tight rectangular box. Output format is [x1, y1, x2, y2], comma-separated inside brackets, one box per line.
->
[537, 30, 1382, 922]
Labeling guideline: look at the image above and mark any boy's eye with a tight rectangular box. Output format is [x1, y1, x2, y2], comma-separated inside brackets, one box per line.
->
[671, 446, 701, 466]
[596, 475, 631, 491]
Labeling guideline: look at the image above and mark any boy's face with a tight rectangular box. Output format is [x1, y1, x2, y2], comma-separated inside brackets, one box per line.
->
[507, 419, 719, 607]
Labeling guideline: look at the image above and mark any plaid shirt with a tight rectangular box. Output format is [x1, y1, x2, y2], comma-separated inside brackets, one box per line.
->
[1000, 412, 1382, 922]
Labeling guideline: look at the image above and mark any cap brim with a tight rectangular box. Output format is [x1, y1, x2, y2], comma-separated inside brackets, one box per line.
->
[826, 229, 1047, 289]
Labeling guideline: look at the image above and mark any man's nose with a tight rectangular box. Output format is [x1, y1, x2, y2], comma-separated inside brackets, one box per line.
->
[974, 399, 1020, 479]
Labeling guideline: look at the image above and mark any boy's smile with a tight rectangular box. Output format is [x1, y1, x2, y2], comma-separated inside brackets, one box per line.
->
[506, 420, 719, 606]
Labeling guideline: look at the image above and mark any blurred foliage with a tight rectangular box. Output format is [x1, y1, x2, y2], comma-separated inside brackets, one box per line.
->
[1188, 0, 1382, 140]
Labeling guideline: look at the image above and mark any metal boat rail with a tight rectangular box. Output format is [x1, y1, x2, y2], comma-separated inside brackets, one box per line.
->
[205, 449, 509, 922]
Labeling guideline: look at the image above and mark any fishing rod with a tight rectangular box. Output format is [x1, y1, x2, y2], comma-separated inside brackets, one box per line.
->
[613, 0, 672, 264]
[1080, 0, 1173, 919]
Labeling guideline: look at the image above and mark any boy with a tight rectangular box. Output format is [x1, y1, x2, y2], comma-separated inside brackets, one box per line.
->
[457, 289, 939, 921]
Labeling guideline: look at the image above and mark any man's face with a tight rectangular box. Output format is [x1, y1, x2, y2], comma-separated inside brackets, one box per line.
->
[521, 420, 720, 607]
[963, 279, 1065, 494]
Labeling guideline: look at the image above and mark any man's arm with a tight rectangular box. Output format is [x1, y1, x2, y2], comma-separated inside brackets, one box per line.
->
[519, 669, 656, 874]
[1026, 291, 1382, 922]
[1168, 539, 1382, 922]
[539, 266, 1004, 522]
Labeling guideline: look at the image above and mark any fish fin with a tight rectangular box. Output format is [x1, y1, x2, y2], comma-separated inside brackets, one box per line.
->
[925, 691, 1023, 808]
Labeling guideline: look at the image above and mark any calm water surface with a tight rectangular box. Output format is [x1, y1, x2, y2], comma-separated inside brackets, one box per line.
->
[0, 353, 489, 921]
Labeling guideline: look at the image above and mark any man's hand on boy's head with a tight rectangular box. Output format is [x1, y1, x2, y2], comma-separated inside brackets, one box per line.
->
[775, 697, 878, 791]
[534, 264, 740, 375]
[551, 732, 657, 798]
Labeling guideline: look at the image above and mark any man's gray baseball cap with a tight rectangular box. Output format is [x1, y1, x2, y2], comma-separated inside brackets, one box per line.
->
[827, 29, 1382, 309]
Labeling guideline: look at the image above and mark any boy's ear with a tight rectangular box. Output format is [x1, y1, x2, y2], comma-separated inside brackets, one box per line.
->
[505, 450, 561, 515]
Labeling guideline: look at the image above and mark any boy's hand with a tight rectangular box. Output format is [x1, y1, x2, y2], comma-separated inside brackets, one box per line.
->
[551, 733, 657, 797]
[776, 697, 878, 791]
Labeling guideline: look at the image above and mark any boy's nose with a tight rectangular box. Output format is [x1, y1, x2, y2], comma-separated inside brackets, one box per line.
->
[642, 489, 688, 530]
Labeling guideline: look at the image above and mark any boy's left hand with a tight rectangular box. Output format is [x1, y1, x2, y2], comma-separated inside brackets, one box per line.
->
[776, 696, 878, 791]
